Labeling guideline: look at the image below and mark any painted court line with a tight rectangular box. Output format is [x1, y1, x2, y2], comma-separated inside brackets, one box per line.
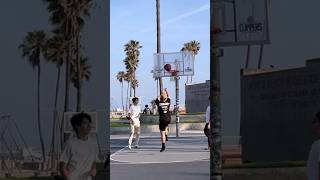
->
[110, 158, 210, 165]
[110, 146, 210, 164]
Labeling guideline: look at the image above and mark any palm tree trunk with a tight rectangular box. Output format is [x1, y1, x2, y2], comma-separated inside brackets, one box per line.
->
[37, 64, 46, 170]
[121, 82, 124, 112]
[133, 88, 136, 97]
[133, 73, 136, 97]
[62, 38, 71, 145]
[126, 81, 129, 112]
[130, 84, 132, 98]
[76, 35, 82, 112]
[50, 66, 61, 169]
[156, 0, 163, 93]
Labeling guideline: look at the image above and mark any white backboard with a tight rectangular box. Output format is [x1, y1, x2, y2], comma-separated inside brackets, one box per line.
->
[153, 51, 194, 78]
[63, 112, 98, 133]
[212, 0, 270, 46]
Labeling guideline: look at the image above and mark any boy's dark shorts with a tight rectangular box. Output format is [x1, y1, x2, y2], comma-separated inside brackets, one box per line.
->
[159, 120, 170, 131]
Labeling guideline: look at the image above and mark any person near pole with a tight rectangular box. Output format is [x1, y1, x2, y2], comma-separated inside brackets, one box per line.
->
[204, 96, 212, 150]
[127, 97, 141, 149]
[143, 104, 151, 115]
[307, 111, 320, 180]
[155, 88, 171, 152]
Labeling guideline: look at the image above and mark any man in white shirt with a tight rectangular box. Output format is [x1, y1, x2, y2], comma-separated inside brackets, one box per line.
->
[128, 97, 141, 149]
[307, 112, 320, 180]
[59, 113, 98, 180]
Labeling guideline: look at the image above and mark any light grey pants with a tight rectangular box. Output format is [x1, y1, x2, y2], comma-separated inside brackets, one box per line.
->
[128, 122, 140, 147]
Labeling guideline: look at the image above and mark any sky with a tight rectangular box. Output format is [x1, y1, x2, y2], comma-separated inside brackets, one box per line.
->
[110, 0, 210, 110]
[0, 0, 108, 149]
[111, 0, 320, 136]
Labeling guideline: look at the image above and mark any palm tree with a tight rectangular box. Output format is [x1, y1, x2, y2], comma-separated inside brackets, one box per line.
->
[71, 56, 91, 89]
[44, 33, 66, 168]
[19, 30, 47, 169]
[116, 71, 125, 112]
[123, 40, 142, 97]
[181, 40, 201, 83]
[44, 0, 74, 147]
[57, 0, 93, 112]
[131, 79, 139, 97]
[44, 0, 93, 112]
[44, 1, 73, 144]
[67, 0, 93, 112]
[123, 72, 131, 112]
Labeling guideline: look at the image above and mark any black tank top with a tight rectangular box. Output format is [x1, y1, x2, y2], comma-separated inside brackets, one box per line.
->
[155, 98, 171, 122]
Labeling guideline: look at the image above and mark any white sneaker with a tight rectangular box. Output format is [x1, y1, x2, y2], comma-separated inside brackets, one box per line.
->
[128, 145, 131, 149]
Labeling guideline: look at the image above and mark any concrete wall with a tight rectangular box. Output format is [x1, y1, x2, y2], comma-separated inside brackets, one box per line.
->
[224, 167, 306, 180]
[110, 123, 206, 135]
[241, 60, 320, 162]
[139, 114, 205, 124]
[185, 81, 210, 113]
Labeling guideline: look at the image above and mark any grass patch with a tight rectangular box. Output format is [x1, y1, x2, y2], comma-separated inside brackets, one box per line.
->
[223, 161, 306, 169]
[110, 122, 130, 127]
[110, 117, 126, 121]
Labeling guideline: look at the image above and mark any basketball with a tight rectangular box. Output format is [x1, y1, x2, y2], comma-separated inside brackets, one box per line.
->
[164, 64, 171, 72]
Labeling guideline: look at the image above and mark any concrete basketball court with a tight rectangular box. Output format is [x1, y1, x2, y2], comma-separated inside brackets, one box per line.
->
[111, 133, 210, 164]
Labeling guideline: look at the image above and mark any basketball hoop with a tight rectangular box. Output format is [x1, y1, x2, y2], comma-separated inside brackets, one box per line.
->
[153, 51, 194, 78]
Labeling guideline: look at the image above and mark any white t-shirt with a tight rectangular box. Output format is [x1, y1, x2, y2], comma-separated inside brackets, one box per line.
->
[59, 135, 98, 180]
[205, 105, 210, 124]
[129, 104, 141, 125]
[307, 139, 320, 180]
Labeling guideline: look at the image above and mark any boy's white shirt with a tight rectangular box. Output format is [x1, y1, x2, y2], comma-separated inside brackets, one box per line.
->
[205, 105, 210, 124]
[307, 139, 320, 180]
[59, 135, 98, 180]
[129, 104, 141, 125]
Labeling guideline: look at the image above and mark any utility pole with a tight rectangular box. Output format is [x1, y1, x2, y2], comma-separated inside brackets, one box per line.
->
[175, 76, 180, 137]
[210, 0, 223, 179]
[156, 0, 163, 94]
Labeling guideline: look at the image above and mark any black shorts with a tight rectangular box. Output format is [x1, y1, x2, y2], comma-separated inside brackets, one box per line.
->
[159, 120, 170, 131]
